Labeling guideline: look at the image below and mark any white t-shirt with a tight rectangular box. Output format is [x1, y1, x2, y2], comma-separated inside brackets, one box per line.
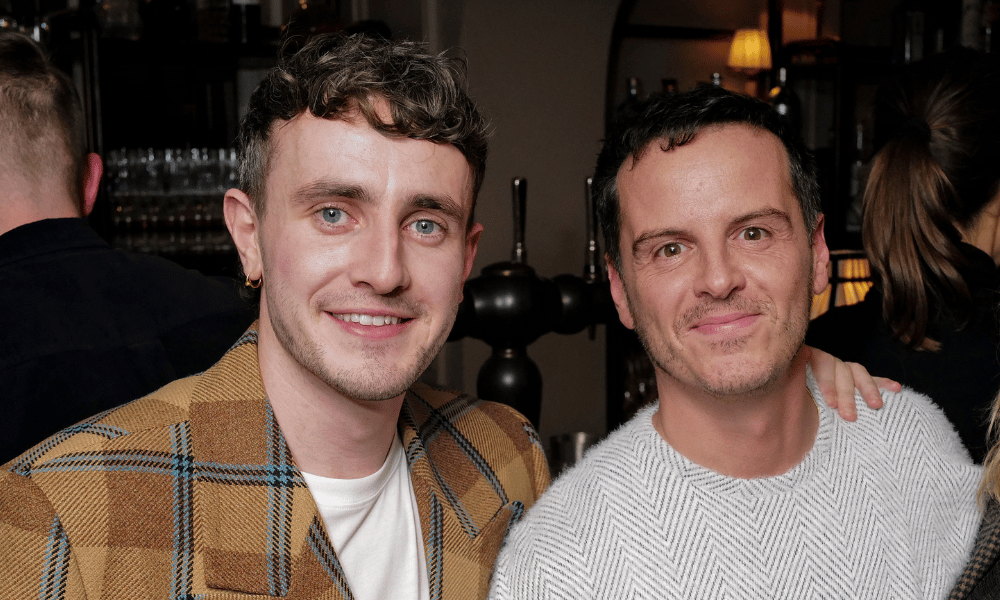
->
[302, 434, 429, 600]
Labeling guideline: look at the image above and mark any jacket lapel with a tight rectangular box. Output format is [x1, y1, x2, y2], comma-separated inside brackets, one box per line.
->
[187, 330, 521, 599]
[401, 385, 524, 600]
[189, 328, 344, 597]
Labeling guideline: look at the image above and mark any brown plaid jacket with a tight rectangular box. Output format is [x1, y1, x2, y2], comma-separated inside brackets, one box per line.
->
[949, 500, 1000, 599]
[0, 327, 550, 599]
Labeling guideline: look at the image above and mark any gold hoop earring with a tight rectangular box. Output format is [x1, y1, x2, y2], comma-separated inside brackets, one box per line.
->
[245, 275, 262, 289]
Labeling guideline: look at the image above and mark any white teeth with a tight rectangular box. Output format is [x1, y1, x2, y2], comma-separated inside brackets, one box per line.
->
[335, 313, 401, 326]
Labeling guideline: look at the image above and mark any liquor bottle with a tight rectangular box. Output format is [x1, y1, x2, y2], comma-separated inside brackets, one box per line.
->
[625, 77, 643, 103]
[846, 122, 866, 234]
[661, 78, 679, 95]
[0, 0, 17, 31]
[768, 67, 802, 138]
[893, 0, 927, 63]
[697, 72, 722, 89]
[613, 77, 643, 125]
[229, 0, 261, 44]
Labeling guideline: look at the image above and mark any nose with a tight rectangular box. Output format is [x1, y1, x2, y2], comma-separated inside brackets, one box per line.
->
[694, 243, 746, 300]
[349, 225, 410, 295]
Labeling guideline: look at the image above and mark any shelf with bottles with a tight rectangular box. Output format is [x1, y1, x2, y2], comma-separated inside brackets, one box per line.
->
[773, 39, 898, 251]
[104, 147, 237, 260]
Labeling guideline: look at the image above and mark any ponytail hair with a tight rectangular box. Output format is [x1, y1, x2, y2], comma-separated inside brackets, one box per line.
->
[862, 49, 1000, 350]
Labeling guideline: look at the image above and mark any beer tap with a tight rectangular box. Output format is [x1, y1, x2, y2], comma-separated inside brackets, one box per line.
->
[449, 177, 611, 428]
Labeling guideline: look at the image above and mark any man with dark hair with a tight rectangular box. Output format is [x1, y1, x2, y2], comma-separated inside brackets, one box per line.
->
[0, 33, 548, 599]
[0, 31, 252, 463]
[490, 86, 980, 599]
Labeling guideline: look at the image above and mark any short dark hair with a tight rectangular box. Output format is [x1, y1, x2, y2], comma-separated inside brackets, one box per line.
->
[238, 33, 489, 225]
[593, 85, 820, 270]
[0, 31, 87, 208]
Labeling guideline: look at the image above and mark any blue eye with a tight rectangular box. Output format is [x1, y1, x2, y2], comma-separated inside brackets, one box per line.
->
[411, 219, 440, 235]
[321, 208, 345, 224]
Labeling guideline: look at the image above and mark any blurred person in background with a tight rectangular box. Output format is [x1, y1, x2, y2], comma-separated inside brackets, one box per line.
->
[950, 386, 1000, 597]
[807, 48, 1000, 462]
[0, 30, 253, 463]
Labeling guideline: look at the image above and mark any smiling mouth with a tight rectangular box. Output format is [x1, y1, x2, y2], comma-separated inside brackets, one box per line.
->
[332, 313, 406, 326]
[690, 313, 759, 334]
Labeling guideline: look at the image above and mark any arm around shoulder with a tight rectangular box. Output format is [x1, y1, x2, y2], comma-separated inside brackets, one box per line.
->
[0, 470, 86, 599]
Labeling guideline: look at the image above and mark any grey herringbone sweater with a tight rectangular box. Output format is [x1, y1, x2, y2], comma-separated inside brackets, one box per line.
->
[490, 381, 981, 599]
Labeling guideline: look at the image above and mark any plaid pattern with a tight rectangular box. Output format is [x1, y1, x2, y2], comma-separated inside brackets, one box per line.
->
[0, 326, 550, 599]
[950, 500, 1000, 599]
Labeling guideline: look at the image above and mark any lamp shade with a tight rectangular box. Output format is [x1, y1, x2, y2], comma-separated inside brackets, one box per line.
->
[728, 29, 772, 73]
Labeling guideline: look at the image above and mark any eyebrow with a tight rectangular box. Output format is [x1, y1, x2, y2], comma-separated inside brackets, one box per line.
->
[291, 180, 467, 224]
[292, 181, 371, 205]
[731, 207, 792, 229]
[631, 227, 686, 259]
[630, 207, 793, 259]
[411, 195, 466, 224]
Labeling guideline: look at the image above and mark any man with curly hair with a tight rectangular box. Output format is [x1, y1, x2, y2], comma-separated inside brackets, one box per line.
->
[1, 33, 549, 600]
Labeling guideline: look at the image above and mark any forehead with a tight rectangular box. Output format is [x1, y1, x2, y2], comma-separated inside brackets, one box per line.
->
[266, 112, 474, 210]
[616, 124, 798, 227]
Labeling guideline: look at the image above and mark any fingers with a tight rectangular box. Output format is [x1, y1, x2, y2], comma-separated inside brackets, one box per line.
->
[848, 362, 885, 410]
[833, 359, 858, 422]
[805, 346, 858, 422]
[803, 345, 892, 422]
[873, 376, 901, 393]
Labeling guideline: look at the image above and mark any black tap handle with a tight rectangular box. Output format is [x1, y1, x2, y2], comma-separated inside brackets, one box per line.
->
[511, 177, 527, 264]
[584, 177, 601, 283]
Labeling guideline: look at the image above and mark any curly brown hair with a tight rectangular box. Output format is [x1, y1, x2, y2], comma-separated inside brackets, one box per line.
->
[237, 33, 489, 226]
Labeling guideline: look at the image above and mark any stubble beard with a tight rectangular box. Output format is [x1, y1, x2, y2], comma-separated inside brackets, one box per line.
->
[625, 281, 812, 400]
[268, 289, 458, 403]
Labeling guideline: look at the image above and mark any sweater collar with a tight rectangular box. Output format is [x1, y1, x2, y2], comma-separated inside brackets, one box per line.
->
[640, 368, 833, 496]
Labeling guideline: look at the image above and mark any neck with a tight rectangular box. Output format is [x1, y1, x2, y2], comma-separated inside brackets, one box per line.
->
[1, 177, 83, 236]
[257, 319, 404, 480]
[651, 352, 819, 478]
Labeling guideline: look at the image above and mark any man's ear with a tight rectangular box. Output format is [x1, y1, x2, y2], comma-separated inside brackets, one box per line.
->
[457, 222, 483, 303]
[225, 189, 262, 280]
[463, 222, 484, 281]
[81, 153, 103, 217]
[811, 214, 831, 296]
[606, 255, 636, 330]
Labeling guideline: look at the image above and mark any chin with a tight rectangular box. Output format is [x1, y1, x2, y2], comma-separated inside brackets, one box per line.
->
[317, 347, 440, 403]
[324, 370, 417, 403]
[696, 363, 780, 398]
